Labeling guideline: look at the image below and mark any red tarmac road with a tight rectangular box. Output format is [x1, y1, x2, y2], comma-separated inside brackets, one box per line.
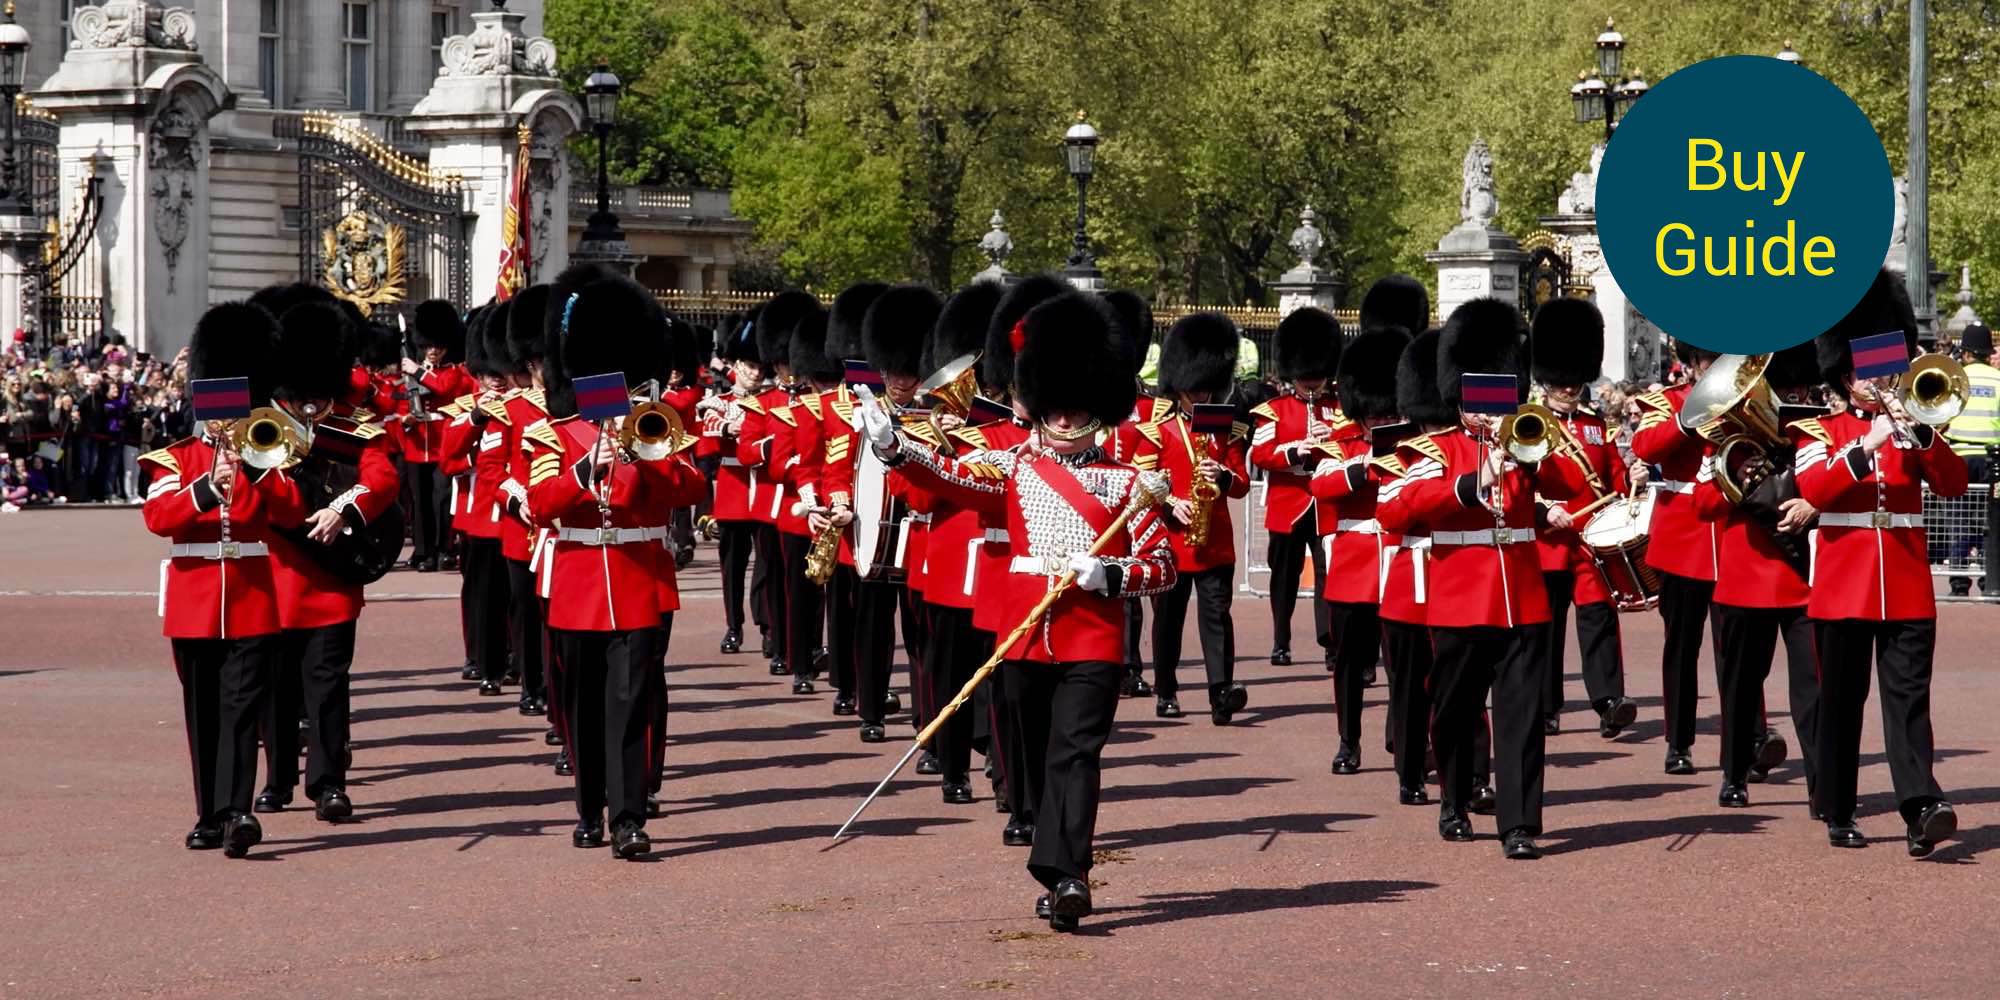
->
[2, 509, 1997, 998]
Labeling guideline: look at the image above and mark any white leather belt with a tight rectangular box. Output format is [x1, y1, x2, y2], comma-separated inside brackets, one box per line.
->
[721, 457, 743, 467]
[1335, 518, 1380, 534]
[982, 528, 1009, 543]
[1432, 527, 1536, 546]
[1009, 555, 1067, 575]
[170, 542, 268, 559]
[556, 526, 657, 546]
[907, 513, 932, 525]
[1820, 511, 1923, 529]
[1656, 480, 1695, 495]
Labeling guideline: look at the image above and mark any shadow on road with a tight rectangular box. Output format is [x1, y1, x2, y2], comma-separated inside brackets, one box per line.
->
[1096, 811, 1372, 851]
[1103, 775, 1291, 804]
[663, 816, 973, 858]
[1543, 811, 1778, 854]
[1102, 751, 1240, 771]
[1079, 879, 1438, 934]
[1546, 781, 1697, 808]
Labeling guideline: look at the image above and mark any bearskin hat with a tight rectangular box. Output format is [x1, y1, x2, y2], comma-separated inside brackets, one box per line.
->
[465, 299, 514, 378]
[1672, 338, 1720, 366]
[249, 282, 335, 320]
[190, 302, 282, 406]
[1102, 289, 1155, 377]
[1338, 326, 1411, 422]
[665, 315, 704, 387]
[485, 299, 520, 377]
[506, 284, 552, 369]
[1275, 306, 1342, 382]
[411, 299, 466, 360]
[931, 282, 1003, 376]
[1816, 268, 1920, 395]
[360, 321, 403, 370]
[1396, 327, 1454, 427]
[1439, 297, 1528, 409]
[1359, 275, 1429, 337]
[272, 301, 357, 404]
[789, 308, 839, 384]
[982, 274, 1070, 393]
[1764, 340, 1822, 393]
[826, 282, 888, 365]
[1014, 292, 1136, 427]
[1156, 312, 1240, 400]
[757, 290, 822, 374]
[1529, 297, 1605, 387]
[718, 308, 761, 365]
[543, 275, 668, 418]
[863, 285, 943, 378]
[1961, 323, 1993, 358]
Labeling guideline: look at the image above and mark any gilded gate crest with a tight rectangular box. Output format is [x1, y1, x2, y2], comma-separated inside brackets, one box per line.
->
[321, 211, 408, 316]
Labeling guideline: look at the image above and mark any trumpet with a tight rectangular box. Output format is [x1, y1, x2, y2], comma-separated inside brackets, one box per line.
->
[694, 514, 722, 541]
[619, 401, 687, 461]
[230, 407, 301, 470]
[1498, 402, 1558, 464]
[1887, 352, 1970, 441]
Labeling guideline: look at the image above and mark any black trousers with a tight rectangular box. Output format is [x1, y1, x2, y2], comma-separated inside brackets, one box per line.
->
[828, 565, 861, 697]
[1656, 571, 1716, 752]
[460, 537, 510, 682]
[1004, 659, 1122, 890]
[1266, 517, 1330, 657]
[1812, 619, 1945, 825]
[552, 626, 661, 829]
[752, 523, 783, 642]
[506, 559, 545, 701]
[405, 461, 442, 563]
[779, 532, 822, 680]
[854, 577, 901, 725]
[902, 588, 929, 728]
[717, 520, 756, 633]
[1431, 625, 1543, 836]
[1536, 570, 1627, 718]
[543, 598, 569, 745]
[998, 662, 1037, 818]
[1712, 603, 1821, 791]
[260, 621, 359, 799]
[925, 603, 981, 782]
[1380, 619, 1433, 792]
[1326, 601, 1381, 748]
[1150, 564, 1235, 700]
[1122, 598, 1145, 669]
[172, 634, 281, 823]
[647, 613, 673, 794]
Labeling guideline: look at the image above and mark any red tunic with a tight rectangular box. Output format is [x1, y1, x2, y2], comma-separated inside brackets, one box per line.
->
[497, 390, 550, 563]
[1109, 394, 1169, 465]
[1308, 435, 1403, 605]
[446, 393, 510, 540]
[525, 416, 708, 631]
[1630, 384, 1719, 581]
[1131, 407, 1250, 572]
[736, 386, 795, 525]
[1791, 411, 1967, 621]
[1373, 447, 1431, 626]
[960, 420, 1033, 634]
[1691, 439, 1811, 609]
[400, 363, 477, 464]
[140, 435, 306, 640]
[269, 409, 401, 629]
[1531, 407, 1628, 606]
[1249, 391, 1356, 534]
[708, 387, 763, 522]
[1374, 428, 1586, 629]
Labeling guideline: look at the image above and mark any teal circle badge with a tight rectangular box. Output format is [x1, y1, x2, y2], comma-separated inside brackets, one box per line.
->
[1596, 55, 1892, 354]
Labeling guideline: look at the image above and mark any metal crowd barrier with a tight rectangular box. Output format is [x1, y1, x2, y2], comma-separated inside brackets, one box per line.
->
[1924, 482, 1995, 603]
[1239, 474, 1273, 598]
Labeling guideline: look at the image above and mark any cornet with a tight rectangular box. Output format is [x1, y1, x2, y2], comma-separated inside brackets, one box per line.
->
[619, 401, 687, 461]
[230, 407, 302, 470]
[1498, 402, 1558, 464]
[1871, 352, 1968, 448]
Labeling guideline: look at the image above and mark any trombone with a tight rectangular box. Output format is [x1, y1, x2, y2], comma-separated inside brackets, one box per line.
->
[1877, 352, 1969, 447]
[230, 407, 303, 470]
[619, 400, 690, 461]
[1497, 402, 1559, 464]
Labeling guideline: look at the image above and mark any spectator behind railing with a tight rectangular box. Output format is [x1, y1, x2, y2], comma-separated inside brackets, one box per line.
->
[0, 335, 191, 505]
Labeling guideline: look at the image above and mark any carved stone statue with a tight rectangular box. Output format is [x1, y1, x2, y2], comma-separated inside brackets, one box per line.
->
[439, 9, 558, 79]
[1461, 137, 1498, 227]
[1883, 174, 1910, 272]
[978, 209, 1014, 270]
[1557, 145, 1604, 216]
[69, 2, 198, 52]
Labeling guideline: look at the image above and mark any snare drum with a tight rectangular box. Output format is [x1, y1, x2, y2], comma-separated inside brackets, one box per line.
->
[1579, 491, 1663, 612]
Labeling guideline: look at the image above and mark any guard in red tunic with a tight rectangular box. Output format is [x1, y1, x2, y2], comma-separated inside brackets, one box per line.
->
[743, 292, 822, 676]
[1375, 299, 1587, 858]
[256, 297, 401, 821]
[1793, 271, 1966, 856]
[1103, 288, 1163, 698]
[448, 301, 517, 698]
[812, 283, 888, 714]
[399, 301, 474, 572]
[498, 283, 558, 721]
[779, 307, 837, 697]
[1692, 342, 1822, 811]
[1309, 326, 1408, 776]
[525, 275, 708, 859]
[1136, 314, 1251, 722]
[141, 302, 304, 858]
[705, 312, 767, 656]
[1525, 299, 1644, 739]
[1629, 342, 1723, 775]
[1250, 306, 1347, 666]
[861, 291, 1176, 932]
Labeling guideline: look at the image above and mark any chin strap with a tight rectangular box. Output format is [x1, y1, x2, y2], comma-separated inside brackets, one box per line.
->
[1038, 418, 1102, 442]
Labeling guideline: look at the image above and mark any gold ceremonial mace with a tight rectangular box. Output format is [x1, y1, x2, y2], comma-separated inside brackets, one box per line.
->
[830, 470, 1167, 842]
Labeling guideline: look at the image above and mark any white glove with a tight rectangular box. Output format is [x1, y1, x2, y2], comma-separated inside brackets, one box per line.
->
[853, 384, 897, 451]
[1067, 552, 1110, 595]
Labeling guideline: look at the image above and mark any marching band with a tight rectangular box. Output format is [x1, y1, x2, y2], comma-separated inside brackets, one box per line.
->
[141, 265, 1973, 928]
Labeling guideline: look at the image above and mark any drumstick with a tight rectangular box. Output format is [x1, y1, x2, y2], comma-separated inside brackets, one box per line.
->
[1570, 491, 1626, 520]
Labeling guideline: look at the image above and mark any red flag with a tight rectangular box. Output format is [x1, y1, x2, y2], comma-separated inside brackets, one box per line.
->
[493, 127, 533, 301]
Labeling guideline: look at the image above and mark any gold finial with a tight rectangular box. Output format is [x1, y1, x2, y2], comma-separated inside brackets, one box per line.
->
[1605, 16, 1615, 28]
[4, 2, 15, 18]
[1578, 69, 1589, 80]
[1075, 110, 1087, 122]
[1783, 38, 1793, 47]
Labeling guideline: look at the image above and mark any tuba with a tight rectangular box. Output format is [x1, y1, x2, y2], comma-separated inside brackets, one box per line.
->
[918, 352, 982, 418]
[1498, 403, 1558, 464]
[619, 401, 688, 461]
[1681, 354, 1785, 504]
[231, 407, 302, 470]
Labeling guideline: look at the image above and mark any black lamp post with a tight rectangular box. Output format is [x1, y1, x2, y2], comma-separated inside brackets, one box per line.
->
[1569, 18, 1645, 145]
[580, 61, 624, 244]
[1775, 39, 1803, 66]
[1060, 111, 1100, 286]
[0, 1, 30, 216]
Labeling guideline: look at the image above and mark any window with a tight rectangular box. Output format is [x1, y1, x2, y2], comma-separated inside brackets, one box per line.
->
[343, 2, 373, 112]
[59, 0, 80, 51]
[431, 7, 455, 75]
[257, 0, 282, 105]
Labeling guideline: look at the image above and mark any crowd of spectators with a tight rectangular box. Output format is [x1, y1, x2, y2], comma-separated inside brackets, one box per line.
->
[1, 329, 196, 512]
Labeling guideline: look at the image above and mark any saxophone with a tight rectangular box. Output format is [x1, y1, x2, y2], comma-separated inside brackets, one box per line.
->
[1186, 472, 1220, 548]
[803, 501, 841, 585]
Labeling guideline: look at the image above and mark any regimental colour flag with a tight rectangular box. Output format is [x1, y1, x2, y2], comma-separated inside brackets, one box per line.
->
[493, 126, 534, 302]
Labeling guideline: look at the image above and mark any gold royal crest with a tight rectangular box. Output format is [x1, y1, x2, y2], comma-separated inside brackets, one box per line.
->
[321, 211, 407, 316]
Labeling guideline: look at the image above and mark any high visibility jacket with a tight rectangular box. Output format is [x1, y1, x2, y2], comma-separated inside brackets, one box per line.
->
[1944, 361, 2000, 458]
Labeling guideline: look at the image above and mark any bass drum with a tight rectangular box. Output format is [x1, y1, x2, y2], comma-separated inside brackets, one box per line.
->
[851, 444, 908, 580]
[282, 457, 405, 585]
[1578, 490, 1662, 613]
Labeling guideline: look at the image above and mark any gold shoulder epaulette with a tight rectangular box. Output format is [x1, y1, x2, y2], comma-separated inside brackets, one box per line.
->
[350, 407, 376, 422]
[137, 446, 181, 475]
[801, 391, 823, 419]
[949, 426, 987, 451]
[480, 398, 512, 425]
[770, 404, 797, 428]
[1371, 454, 1407, 478]
[1250, 401, 1278, 422]
[523, 419, 564, 452]
[350, 422, 385, 440]
[1635, 390, 1672, 414]
[1230, 420, 1250, 442]
[1788, 417, 1832, 446]
[1403, 434, 1447, 466]
[455, 393, 477, 410]
[739, 396, 765, 415]
[828, 393, 855, 423]
[524, 388, 548, 412]
[1135, 421, 1164, 447]
[903, 419, 942, 447]
[961, 461, 1007, 482]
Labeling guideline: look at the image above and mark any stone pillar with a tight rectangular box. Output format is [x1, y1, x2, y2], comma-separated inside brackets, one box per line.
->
[407, 6, 580, 296]
[1426, 138, 1526, 323]
[384, 0, 435, 114]
[1268, 205, 1342, 317]
[676, 259, 708, 293]
[293, 0, 346, 110]
[0, 215, 48, 343]
[34, 3, 233, 357]
[973, 209, 1014, 285]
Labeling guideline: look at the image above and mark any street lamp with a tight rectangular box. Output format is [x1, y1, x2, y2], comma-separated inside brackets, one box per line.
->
[1569, 18, 1643, 146]
[0, 0, 30, 216]
[580, 61, 624, 244]
[1775, 40, 1803, 66]
[1060, 111, 1100, 287]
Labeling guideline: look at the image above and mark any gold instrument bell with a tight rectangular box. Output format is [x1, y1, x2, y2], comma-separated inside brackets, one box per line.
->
[1681, 353, 1793, 504]
[1498, 402, 1558, 464]
[1897, 352, 1969, 428]
[917, 352, 982, 416]
[231, 407, 302, 470]
[619, 401, 689, 461]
